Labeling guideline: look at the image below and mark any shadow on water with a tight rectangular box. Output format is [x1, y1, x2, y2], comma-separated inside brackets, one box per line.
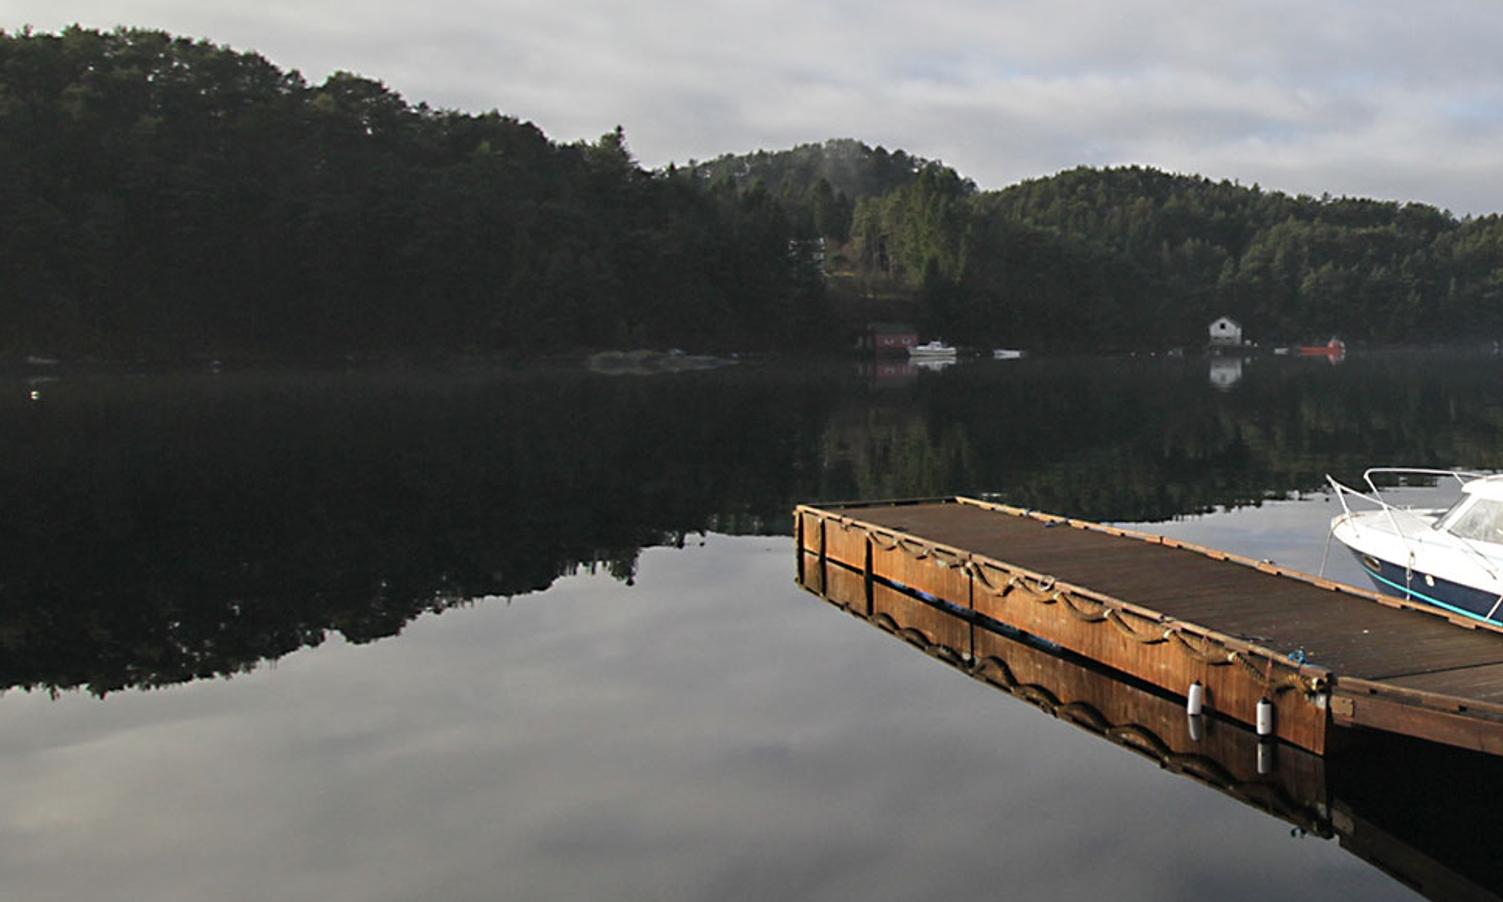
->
[798, 550, 1503, 902]
[4, 349, 1503, 695]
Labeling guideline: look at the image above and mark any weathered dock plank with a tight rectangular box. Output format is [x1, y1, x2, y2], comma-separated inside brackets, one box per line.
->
[795, 496, 1503, 757]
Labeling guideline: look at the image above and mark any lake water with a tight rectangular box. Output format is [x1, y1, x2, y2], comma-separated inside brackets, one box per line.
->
[5, 351, 1503, 901]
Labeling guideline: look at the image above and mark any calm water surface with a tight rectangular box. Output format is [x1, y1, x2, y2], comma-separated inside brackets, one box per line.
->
[5, 351, 1503, 901]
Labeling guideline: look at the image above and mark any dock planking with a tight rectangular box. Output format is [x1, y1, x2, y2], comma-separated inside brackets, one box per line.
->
[796, 496, 1503, 756]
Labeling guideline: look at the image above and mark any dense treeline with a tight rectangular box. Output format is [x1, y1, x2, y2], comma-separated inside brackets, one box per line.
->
[0, 27, 829, 357]
[10, 26, 1503, 357]
[852, 165, 1503, 348]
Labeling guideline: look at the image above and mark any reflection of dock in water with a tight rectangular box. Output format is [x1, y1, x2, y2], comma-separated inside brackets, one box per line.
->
[796, 498, 1503, 757]
[796, 556, 1503, 901]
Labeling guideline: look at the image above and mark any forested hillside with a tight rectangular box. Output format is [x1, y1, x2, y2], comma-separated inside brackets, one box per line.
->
[6, 26, 1503, 358]
[852, 166, 1503, 348]
[685, 139, 969, 243]
[0, 27, 830, 357]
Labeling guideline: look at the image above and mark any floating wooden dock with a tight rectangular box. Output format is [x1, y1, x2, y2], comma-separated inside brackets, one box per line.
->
[796, 497, 1503, 757]
[794, 556, 1503, 901]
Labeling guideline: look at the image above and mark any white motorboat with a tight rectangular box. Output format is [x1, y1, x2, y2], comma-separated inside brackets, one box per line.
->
[1328, 468, 1503, 624]
[992, 348, 1024, 360]
[908, 340, 957, 359]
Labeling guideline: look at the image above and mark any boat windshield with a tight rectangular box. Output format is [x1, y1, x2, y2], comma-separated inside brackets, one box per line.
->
[1435, 494, 1473, 530]
[1445, 497, 1503, 545]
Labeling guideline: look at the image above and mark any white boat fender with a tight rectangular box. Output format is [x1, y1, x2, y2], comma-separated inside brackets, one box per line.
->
[1186, 680, 1205, 716]
[1256, 698, 1275, 738]
[1187, 714, 1204, 743]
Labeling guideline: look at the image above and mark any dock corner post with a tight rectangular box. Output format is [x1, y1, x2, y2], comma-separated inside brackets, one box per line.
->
[864, 535, 874, 616]
[796, 511, 805, 585]
[967, 556, 975, 612]
[818, 517, 828, 596]
[1311, 691, 1330, 756]
[966, 559, 976, 663]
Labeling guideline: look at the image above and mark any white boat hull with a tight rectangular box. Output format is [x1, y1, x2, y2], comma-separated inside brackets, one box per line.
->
[1332, 509, 1503, 623]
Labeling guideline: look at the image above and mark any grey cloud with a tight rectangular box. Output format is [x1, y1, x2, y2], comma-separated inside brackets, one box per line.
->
[9, 0, 1503, 210]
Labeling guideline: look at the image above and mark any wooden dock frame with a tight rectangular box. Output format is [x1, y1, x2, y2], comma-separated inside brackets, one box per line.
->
[796, 496, 1503, 757]
[799, 551, 1331, 829]
[794, 539, 1503, 901]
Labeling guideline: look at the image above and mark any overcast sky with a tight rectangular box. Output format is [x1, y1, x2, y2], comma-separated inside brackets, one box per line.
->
[10, 1, 1503, 213]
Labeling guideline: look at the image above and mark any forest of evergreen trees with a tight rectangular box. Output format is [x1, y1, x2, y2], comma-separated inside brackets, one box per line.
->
[7, 25, 1503, 358]
[856, 166, 1503, 349]
[0, 26, 833, 357]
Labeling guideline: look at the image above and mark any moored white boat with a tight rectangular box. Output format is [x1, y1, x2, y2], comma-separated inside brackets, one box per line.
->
[1328, 468, 1503, 624]
[909, 340, 957, 359]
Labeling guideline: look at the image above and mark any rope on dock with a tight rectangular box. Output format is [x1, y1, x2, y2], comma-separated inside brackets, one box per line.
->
[1170, 629, 1237, 665]
[1230, 650, 1302, 695]
[1106, 608, 1172, 644]
[969, 561, 1021, 597]
[1060, 592, 1110, 622]
[929, 547, 964, 569]
[862, 524, 929, 558]
[1167, 629, 1318, 694]
[867, 528, 935, 560]
[898, 538, 930, 559]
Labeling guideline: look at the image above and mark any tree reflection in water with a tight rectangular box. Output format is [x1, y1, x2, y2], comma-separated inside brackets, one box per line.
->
[3, 350, 1502, 694]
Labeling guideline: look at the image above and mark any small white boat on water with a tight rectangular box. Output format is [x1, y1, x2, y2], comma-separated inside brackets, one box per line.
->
[909, 340, 957, 360]
[1328, 468, 1503, 624]
[992, 348, 1024, 360]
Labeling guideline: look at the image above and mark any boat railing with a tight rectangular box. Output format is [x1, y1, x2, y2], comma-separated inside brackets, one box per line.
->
[1328, 468, 1498, 582]
[1359, 467, 1484, 497]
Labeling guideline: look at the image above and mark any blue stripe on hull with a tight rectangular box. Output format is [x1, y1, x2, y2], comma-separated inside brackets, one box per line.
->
[1350, 550, 1503, 625]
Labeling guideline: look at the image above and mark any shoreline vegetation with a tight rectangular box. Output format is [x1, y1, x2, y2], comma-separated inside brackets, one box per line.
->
[7, 26, 1503, 362]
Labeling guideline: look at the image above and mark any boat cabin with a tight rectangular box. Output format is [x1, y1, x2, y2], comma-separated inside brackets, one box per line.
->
[1436, 477, 1503, 545]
